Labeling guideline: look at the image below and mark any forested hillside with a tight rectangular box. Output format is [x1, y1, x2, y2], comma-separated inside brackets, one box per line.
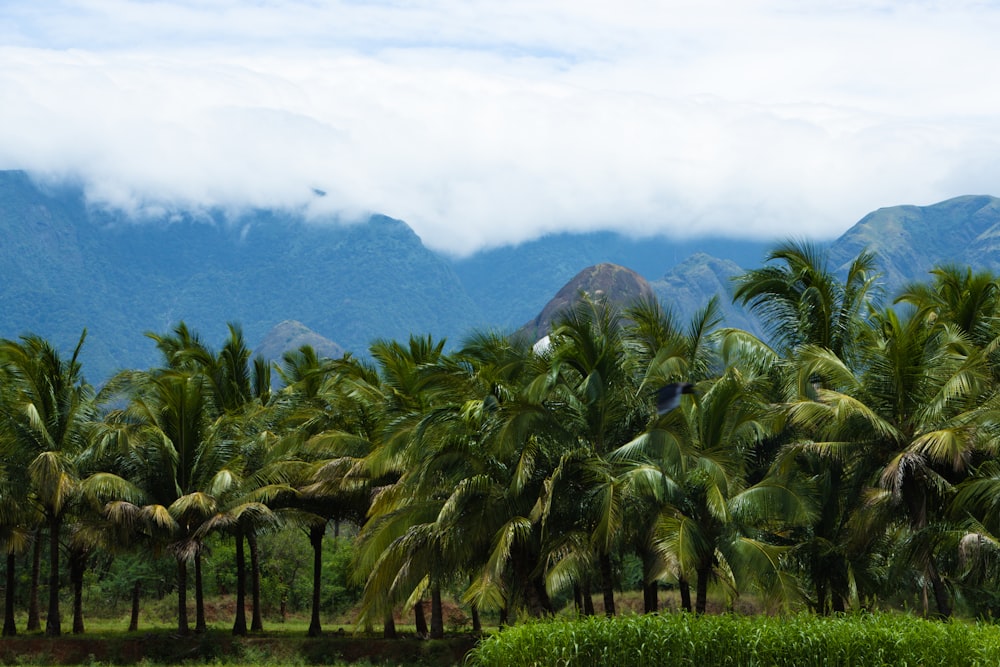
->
[4, 168, 1000, 381]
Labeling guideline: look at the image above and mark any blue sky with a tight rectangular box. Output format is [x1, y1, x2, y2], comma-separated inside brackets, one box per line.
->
[2, 0, 1000, 255]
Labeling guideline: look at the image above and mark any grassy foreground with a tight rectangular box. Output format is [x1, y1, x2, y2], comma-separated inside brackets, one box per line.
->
[466, 612, 1000, 667]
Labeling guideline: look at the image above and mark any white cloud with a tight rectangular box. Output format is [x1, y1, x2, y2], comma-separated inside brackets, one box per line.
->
[2, 0, 1000, 255]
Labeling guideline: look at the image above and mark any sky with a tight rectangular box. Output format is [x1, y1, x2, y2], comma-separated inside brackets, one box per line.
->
[3, 0, 1000, 256]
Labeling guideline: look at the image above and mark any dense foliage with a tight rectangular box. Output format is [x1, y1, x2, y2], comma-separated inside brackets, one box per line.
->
[6, 242, 1000, 652]
[467, 613, 1000, 666]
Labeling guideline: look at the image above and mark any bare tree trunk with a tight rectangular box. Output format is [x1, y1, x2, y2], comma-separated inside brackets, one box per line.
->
[307, 524, 324, 637]
[599, 553, 616, 617]
[128, 580, 140, 632]
[643, 581, 658, 614]
[928, 560, 952, 618]
[27, 531, 41, 632]
[248, 530, 263, 632]
[383, 610, 397, 639]
[582, 579, 595, 616]
[642, 549, 659, 613]
[815, 574, 828, 615]
[3, 552, 16, 636]
[679, 576, 692, 612]
[177, 558, 190, 636]
[430, 584, 444, 639]
[45, 515, 61, 636]
[232, 530, 247, 636]
[471, 603, 481, 633]
[695, 567, 709, 614]
[194, 551, 206, 633]
[413, 600, 428, 637]
[70, 545, 86, 634]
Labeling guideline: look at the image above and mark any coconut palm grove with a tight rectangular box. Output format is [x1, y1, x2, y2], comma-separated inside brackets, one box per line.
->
[6, 241, 1000, 660]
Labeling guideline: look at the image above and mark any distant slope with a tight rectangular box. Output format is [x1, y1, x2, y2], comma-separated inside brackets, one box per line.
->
[519, 263, 657, 341]
[0, 171, 482, 380]
[7, 169, 1000, 382]
[828, 195, 1000, 293]
[650, 253, 758, 334]
[255, 320, 344, 363]
[450, 231, 772, 331]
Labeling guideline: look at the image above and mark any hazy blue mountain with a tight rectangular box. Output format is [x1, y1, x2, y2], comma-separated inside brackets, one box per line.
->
[0, 171, 481, 380]
[650, 253, 758, 334]
[255, 320, 345, 364]
[450, 231, 772, 331]
[5, 168, 1000, 383]
[518, 263, 657, 342]
[828, 195, 1000, 294]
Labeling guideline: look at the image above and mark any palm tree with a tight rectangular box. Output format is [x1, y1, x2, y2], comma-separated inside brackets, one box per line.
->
[352, 335, 460, 638]
[733, 240, 880, 364]
[194, 324, 284, 635]
[274, 347, 375, 637]
[0, 332, 97, 636]
[103, 364, 230, 635]
[0, 467, 34, 636]
[733, 242, 887, 613]
[607, 296, 722, 612]
[787, 305, 995, 617]
[625, 350, 802, 614]
[446, 330, 560, 622]
[895, 265, 1000, 347]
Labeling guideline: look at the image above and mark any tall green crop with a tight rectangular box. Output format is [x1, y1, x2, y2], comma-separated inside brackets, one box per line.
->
[466, 613, 1000, 667]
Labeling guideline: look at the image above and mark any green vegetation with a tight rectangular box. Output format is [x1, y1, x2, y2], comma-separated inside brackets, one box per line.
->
[8, 241, 1000, 666]
[468, 613, 1000, 666]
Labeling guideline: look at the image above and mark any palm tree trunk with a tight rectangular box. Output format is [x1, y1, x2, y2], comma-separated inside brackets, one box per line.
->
[382, 610, 397, 639]
[679, 576, 692, 612]
[3, 552, 16, 636]
[643, 581, 658, 614]
[27, 530, 40, 632]
[194, 550, 206, 633]
[471, 603, 481, 633]
[904, 484, 952, 618]
[128, 580, 140, 632]
[70, 545, 85, 634]
[928, 560, 952, 618]
[307, 523, 324, 637]
[642, 550, 658, 613]
[414, 600, 428, 637]
[248, 530, 263, 632]
[815, 575, 828, 615]
[533, 575, 554, 615]
[695, 566, 709, 614]
[430, 583, 444, 639]
[177, 558, 190, 636]
[599, 553, 616, 617]
[45, 514, 61, 636]
[582, 579, 595, 616]
[232, 529, 248, 636]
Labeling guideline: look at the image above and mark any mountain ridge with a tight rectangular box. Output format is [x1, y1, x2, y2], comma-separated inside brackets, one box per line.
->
[2, 169, 999, 381]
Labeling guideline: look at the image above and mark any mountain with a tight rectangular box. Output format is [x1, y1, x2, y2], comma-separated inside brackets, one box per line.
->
[5, 168, 1000, 383]
[519, 263, 657, 341]
[255, 320, 344, 363]
[828, 195, 1000, 293]
[0, 170, 481, 380]
[650, 253, 757, 333]
[450, 231, 772, 332]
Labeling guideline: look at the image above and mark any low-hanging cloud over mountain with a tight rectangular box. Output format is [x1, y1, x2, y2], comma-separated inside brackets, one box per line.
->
[3, 0, 1000, 255]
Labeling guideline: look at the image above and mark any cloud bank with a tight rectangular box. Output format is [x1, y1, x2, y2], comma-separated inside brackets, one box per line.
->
[2, 0, 1000, 255]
